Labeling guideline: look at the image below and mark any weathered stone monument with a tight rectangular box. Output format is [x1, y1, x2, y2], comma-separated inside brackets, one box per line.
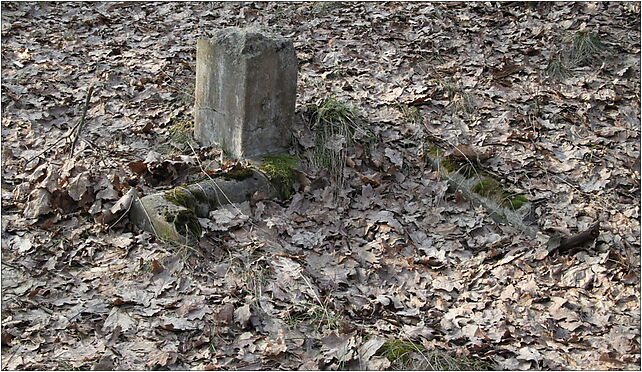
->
[130, 28, 298, 242]
[194, 28, 298, 158]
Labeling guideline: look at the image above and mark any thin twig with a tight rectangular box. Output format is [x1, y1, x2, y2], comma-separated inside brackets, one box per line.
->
[24, 133, 68, 165]
[69, 83, 95, 158]
[108, 189, 137, 229]
[1, 261, 23, 271]
[24, 83, 95, 165]
[80, 137, 108, 167]
[134, 194, 159, 237]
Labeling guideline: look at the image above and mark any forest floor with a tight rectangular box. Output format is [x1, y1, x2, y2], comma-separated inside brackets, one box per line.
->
[1, 2, 640, 370]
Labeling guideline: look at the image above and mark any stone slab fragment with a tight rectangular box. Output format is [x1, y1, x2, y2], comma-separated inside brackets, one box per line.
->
[194, 28, 297, 159]
[130, 170, 277, 243]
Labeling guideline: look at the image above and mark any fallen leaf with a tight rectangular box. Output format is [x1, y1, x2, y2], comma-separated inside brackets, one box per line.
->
[234, 304, 251, 328]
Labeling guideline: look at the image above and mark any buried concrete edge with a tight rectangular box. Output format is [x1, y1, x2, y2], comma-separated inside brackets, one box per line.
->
[424, 143, 540, 239]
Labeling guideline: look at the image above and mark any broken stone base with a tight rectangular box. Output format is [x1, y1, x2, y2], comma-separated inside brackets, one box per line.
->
[130, 170, 277, 243]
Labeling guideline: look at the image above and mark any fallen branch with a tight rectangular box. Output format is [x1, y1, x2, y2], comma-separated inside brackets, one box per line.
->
[552, 223, 601, 255]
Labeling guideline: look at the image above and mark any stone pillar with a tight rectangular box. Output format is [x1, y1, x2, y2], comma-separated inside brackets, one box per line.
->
[194, 28, 297, 159]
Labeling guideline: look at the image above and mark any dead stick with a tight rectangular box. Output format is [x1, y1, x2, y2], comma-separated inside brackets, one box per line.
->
[79, 137, 108, 167]
[24, 132, 67, 165]
[69, 83, 95, 158]
[24, 83, 95, 165]
[555, 223, 600, 255]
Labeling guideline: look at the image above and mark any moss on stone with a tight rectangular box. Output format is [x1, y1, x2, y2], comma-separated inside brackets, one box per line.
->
[165, 209, 202, 239]
[164, 187, 197, 210]
[506, 194, 528, 210]
[260, 154, 299, 199]
[154, 221, 177, 241]
[189, 187, 209, 204]
[162, 187, 202, 239]
[221, 167, 255, 181]
[186, 186, 211, 217]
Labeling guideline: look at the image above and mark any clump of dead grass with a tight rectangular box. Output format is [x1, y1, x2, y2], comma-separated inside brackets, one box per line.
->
[179, 79, 196, 107]
[378, 339, 494, 371]
[168, 118, 193, 144]
[398, 103, 423, 125]
[569, 30, 606, 66]
[284, 299, 343, 334]
[546, 29, 606, 80]
[545, 56, 571, 80]
[434, 78, 476, 117]
[306, 96, 372, 190]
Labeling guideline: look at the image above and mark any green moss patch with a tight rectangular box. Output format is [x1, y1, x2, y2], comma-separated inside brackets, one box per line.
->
[440, 157, 477, 177]
[431, 151, 477, 178]
[439, 156, 458, 173]
[424, 144, 479, 177]
[221, 167, 255, 181]
[379, 339, 423, 366]
[162, 187, 202, 239]
[472, 178, 528, 210]
[471, 178, 502, 197]
[260, 154, 299, 199]
[506, 193, 528, 210]
[164, 187, 198, 210]
[165, 209, 202, 239]
[425, 145, 443, 158]
[425, 143, 529, 211]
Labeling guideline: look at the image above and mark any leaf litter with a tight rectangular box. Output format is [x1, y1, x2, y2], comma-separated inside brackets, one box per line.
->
[1, 2, 640, 370]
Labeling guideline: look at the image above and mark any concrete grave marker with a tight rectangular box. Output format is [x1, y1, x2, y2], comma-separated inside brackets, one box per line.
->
[194, 28, 298, 159]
